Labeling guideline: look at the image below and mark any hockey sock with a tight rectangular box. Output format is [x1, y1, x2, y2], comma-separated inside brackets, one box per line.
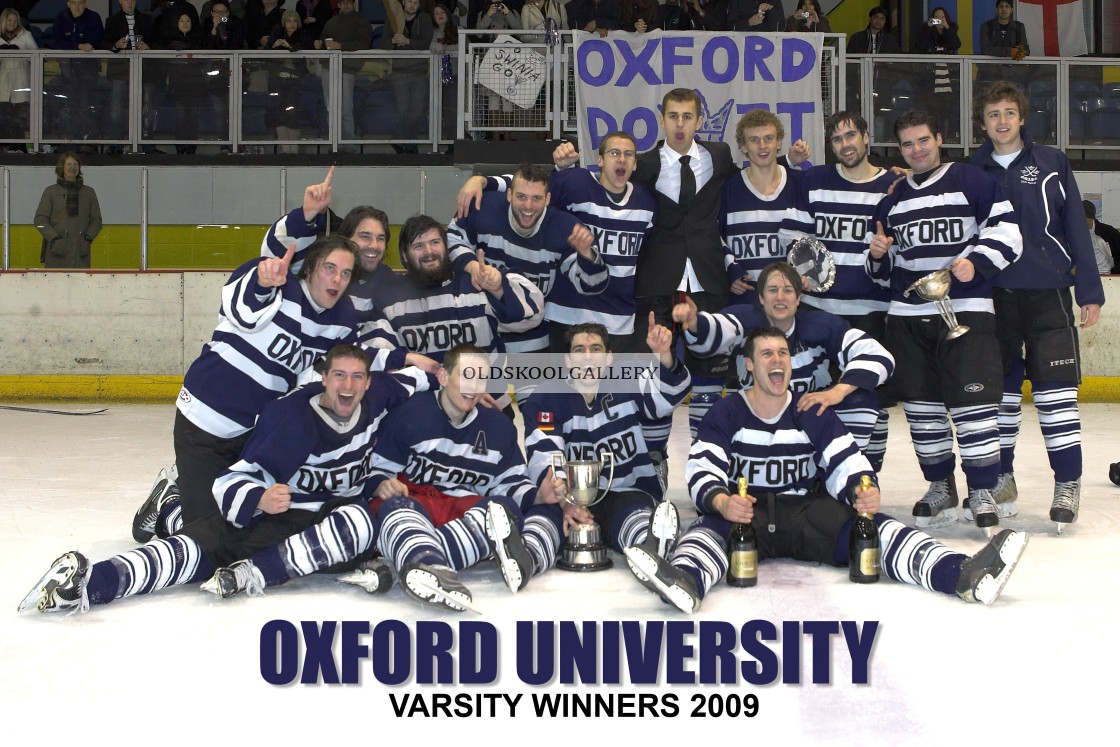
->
[669, 516, 729, 599]
[950, 403, 1000, 490]
[436, 503, 492, 571]
[688, 379, 724, 439]
[836, 403, 879, 453]
[523, 504, 563, 575]
[377, 499, 448, 570]
[251, 503, 377, 587]
[902, 401, 955, 481]
[997, 389, 1023, 474]
[1033, 383, 1082, 482]
[617, 506, 652, 551]
[641, 414, 673, 456]
[865, 408, 889, 473]
[86, 535, 210, 605]
[158, 496, 183, 539]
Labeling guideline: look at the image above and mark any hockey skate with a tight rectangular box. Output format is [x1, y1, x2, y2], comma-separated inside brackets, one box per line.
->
[133, 468, 179, 543]
[966, 488, 999, 535]
[485, 502, 533, 594]
[647, 499, 680, 558]
[201, 559, 266, 599]
[956, 529, 1028, 604]
[912, 475, 959, 528]
[1050, 478, 1081, 535]
[623, 544, 700, 614]
[965, 473, 1018, 520]
[400, 563, 478, 613]
[18, 551, 90, 614]
[338, 559, 393, 594]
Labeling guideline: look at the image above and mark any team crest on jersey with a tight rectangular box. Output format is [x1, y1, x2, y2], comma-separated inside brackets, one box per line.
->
[178, 389, 192, 404]
[1019, 165, 1040, 185]
[473, 432, 489, 455]
[537, 412, 555, 432]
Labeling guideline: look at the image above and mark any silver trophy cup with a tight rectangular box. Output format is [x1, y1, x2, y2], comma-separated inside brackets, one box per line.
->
[552, 452, 615, 571]
[903, 269, 970, 339]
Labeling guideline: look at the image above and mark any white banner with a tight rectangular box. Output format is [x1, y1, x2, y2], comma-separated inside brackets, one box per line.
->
[573, 31, 825, 167]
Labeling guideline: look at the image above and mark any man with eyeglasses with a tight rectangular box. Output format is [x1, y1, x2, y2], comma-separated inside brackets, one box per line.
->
[202, 1, 246, 48]
[457, 131, 656, 355]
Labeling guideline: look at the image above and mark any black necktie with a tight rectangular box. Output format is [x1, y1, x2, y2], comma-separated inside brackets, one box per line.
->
[679, 155, 695, 206]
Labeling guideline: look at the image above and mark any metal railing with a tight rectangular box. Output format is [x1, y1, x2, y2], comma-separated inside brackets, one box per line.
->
[1, 41, 1116, 154]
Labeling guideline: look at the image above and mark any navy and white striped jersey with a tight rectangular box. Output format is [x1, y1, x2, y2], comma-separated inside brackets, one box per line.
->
[686, 305, 894, 398]
[177, 259, 359, 439]
[213, 369, 429, 528]
[520, 360, 691, 500]
[368, 391, 538, 509]
[482, 170, 655, 335]
[357, 268, 544, 363]
[783, 164, 895, 315]
[447, 192, 609, 351]
[687, 390, 875, 515]
[867, 162, 1022, 316]
[259, 207, 325, 271]
[719, 166, 802, 304]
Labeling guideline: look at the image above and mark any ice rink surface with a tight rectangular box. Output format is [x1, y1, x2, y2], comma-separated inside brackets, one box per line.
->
[3, 402, 1118, 744]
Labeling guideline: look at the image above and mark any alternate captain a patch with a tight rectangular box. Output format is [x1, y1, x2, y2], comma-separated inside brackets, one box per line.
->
[473, 432, 489, 455]
[537, 411, 555, 432]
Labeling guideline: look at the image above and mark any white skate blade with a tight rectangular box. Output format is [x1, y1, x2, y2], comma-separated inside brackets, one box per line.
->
[623, 546, 696, 615]
[485, 503, 523, 595]
[649, 500, 680, 558]
[914, 507, 959, 529]
[337, 568, 388, 594]
[407, 576, 482, 614]
[973, 532, 1029, 605]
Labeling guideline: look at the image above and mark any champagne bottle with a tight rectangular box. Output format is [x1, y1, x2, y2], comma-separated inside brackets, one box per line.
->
[849, 474, 881, 584]
[727, 478, 758, 587]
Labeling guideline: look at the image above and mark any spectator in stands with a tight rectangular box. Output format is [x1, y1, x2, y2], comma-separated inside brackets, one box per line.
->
[102, 0, 155, 152]
[1086, 200, 1120, 274]
[315, 0, 369, 151]
[0, 7, 36, 150]
[846, 5, 899, 54]
[1087, 202, 1114, 275]
[784, 0, 828, 32]
[161, 9, 206, 153]
[980, 0, 1028, 59]
[431, 2, 459, 144]
[476, 0, 521, 139]
[915, 6, 960, 55]
[673, 0, 725, 31]
[914, 6, 961, 141]
[567, 0, 620, 37]
[35, 151, 102, 269]
[266, 9, 312, 150]
[727, 0, 782, 32]
[248, 0, 285, 48]
[153, 0, 200, 46]
[383, 0, 433, 153]
[51, 0, 104, 147]
[620, 0, 657, 32]
[203, 0, 247, 48]
[294, 0, 334, 40]
[522, 0, 567, 31]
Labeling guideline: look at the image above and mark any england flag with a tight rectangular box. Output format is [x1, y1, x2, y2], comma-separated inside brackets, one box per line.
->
[1018, 0, 1089, 57]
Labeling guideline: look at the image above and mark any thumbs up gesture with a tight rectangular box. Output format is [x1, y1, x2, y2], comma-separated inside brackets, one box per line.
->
[869, 221, 894, 260]
[671, 294, 699, 333]
[469, 248, 503, 294]
[258, 241, 296, 288]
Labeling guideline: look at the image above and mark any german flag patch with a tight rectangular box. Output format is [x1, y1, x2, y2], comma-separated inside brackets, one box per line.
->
[537, 411, 555, 432]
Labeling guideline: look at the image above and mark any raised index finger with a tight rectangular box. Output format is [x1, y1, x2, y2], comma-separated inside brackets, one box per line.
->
[322, 164, 335, 186]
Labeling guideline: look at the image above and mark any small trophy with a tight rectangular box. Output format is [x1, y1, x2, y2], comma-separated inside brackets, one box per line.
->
[903, 269, 970, 339]
[552, 452, 615, 571]
[787, 237, 837, 292]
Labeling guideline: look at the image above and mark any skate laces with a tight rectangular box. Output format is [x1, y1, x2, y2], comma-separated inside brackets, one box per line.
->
[232, 561, 266, 597]
[920, 479, 953, 506]
[1053, 481, 1080, 510]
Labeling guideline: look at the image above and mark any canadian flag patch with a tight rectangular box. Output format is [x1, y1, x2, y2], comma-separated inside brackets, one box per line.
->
[537, 412, 555, 432]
